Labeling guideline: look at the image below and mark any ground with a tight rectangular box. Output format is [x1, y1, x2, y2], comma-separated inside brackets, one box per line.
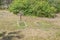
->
[0, 10, 60, 40]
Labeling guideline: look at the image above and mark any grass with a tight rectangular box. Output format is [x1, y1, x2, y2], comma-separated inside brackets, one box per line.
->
[20, 16, 60, 40]
[17, 21, 27, 29]
[0, 10, 60, 40]
[0, 10, 18, 31]
[21, 16, 60, 30]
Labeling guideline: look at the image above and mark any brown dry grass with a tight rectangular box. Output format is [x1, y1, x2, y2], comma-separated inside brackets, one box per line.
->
[0, 10, 18, 31]
[0, 10, 60, 40]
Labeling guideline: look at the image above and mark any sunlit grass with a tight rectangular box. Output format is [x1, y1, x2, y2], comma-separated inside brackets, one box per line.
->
[0, 10, 60, 40]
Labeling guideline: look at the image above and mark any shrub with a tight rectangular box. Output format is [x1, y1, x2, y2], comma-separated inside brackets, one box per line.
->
[9, 0, 57, 18]
[48, 0, 60, 12]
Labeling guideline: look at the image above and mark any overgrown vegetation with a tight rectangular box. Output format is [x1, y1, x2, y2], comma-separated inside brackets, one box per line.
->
[9, 0, 57, 18]
[48, 0, 60, 12]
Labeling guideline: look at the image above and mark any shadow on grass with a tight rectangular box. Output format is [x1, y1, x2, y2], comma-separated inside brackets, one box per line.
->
[0, 31, 24, 40]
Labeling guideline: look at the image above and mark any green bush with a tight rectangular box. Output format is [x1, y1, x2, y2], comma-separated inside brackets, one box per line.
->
[9, 0, 57, 18]
[48, 0, 60, 12]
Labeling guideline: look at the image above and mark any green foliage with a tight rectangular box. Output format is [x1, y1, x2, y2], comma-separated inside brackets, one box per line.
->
[48, 0, 60, 12]
[9, 0, 57, 18]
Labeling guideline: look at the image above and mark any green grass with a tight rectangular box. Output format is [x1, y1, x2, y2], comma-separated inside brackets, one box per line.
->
[17, 21, 28, 29]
